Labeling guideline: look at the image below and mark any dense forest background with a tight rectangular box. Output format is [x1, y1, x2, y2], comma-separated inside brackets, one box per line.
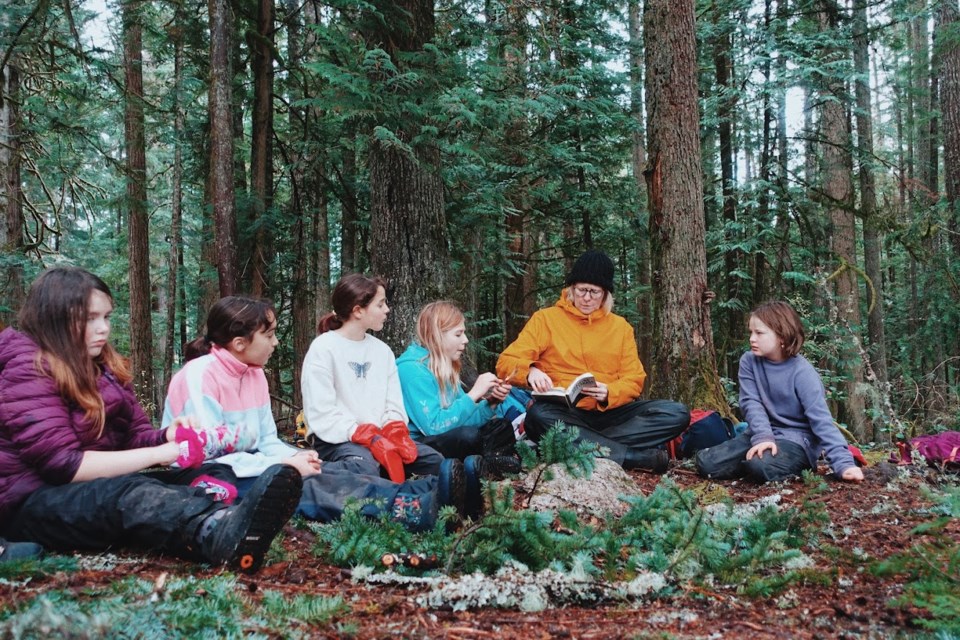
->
[1, 0, 958, 443]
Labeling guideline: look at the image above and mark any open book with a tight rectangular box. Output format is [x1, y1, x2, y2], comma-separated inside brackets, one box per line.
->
[531, 372, 596, 408]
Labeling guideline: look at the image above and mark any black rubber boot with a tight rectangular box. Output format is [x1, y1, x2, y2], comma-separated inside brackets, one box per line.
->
[622, 448, 669, 474]
[463, 455, 486, 521]
[198, 464, 302, 573]
[436, 458, 466, 521]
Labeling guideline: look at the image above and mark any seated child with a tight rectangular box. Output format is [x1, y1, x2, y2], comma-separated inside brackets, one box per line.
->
[696, 301, 865, 483]
[163, 295, 478, 529]
[300, 274, 444, 480]
[0, 268, 299, 574]
[397, 301, 524, 475]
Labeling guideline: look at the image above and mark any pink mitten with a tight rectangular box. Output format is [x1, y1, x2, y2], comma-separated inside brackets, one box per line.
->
[175, 425, 208, 469]
[190, 474, 238, 504]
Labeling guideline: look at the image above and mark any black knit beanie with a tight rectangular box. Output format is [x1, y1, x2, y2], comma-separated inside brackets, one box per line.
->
[565, 249, 615, 293]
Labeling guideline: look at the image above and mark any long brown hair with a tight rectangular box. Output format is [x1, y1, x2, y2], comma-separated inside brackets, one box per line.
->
[318, 273, 387, 334]
[185, 296, 276, 361]
[18, 267, 130, 439]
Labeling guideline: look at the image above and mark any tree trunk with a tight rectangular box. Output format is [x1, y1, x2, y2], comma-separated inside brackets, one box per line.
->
[163, 14, 186, 393]
[644, 0, 726, 412]
[943, 0, 960, 257]
[365, 0, 450, 352]
[501, 1, 533, 346]
[628, 0, 652, 374]
[250, 0, 275, 298]
[853, 0, 888, 442]
[715, 3, 741, 379]
[209, 0, 238, 296]
[369, 142, 448, 351]
[817, 0, 867, 441]
[122, 0, 155, 410]
[340, 138, 357, 274]
[0, 59, 24, 328]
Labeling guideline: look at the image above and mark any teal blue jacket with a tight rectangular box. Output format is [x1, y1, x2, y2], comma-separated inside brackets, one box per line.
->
[396, 343, 524, 437]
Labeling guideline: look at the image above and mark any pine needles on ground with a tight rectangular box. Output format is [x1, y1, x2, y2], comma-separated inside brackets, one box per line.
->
[871, 484, 960, 633]
[311, 423, 831, 602]
[0, 574, 349, 639]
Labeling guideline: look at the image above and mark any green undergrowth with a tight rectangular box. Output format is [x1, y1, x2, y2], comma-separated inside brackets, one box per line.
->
[312, 424, 833, 598]
[872, 482, 960, 634]
[0, 574, 349, 639]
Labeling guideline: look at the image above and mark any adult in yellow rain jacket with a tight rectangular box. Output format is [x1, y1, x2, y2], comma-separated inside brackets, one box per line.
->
[496, 250, 688, 473]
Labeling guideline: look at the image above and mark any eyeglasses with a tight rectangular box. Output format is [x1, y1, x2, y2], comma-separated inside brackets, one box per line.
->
[573, 286, 604, 299]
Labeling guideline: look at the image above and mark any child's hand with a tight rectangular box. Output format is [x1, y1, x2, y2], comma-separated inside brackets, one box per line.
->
[487, 380, 512, 404]
[285, 450, 322, 477]
[841, 466, 864, 482]
[469, 372, 500, 400]
[746, 441, 777, 460]
[165, 416, 200, 442]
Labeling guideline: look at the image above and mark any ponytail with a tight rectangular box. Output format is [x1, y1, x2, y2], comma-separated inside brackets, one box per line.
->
[184, 334, 214, 361]
[319, 273, 387, 335]
[317, 312, 342, 335]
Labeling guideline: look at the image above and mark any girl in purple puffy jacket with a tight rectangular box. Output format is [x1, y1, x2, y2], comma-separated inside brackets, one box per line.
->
[0, 267, 301, 573]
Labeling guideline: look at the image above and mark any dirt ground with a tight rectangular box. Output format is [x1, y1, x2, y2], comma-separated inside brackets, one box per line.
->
[3, 457, 956, 639]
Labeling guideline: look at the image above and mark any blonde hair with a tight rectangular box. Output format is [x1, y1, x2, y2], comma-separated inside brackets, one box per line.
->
[416, 301, 465, 408]
[564, 286, 614, 313]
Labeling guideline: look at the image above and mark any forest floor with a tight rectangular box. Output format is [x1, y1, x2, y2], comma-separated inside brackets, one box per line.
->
[2, 453, 958, 639]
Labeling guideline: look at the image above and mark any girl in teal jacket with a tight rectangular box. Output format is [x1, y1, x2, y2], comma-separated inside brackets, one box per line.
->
[397, 302, 525, 473]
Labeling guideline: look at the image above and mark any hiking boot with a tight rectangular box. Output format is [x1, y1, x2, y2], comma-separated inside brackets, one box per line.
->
[482, 453, 522, 479]
[437, 458, 466, 520]
[463, 454, 486, 520]
[622, 448, 669, 474]
[0, 538, 44, 564]
[199, 464, 302, 573]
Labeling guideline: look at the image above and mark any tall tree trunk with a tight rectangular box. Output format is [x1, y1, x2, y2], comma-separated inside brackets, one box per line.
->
[501, 1, 533, 346]
[365, 0, 449, 351]
[209, 0, 238, 296]
[628, 0, 652, 374]
[122, 0, 155, 410]
[163, 12, 186, 392]
[644, 0, 726, 411]
[773, 0, 792, 290]
[286, 0, 317, 407]
[250, 0, 275, 298]
[853, 0, 888, 442]
[817, 0, 867, 441]
[715, 3, 741, 379]
[0, 59, 24, 327]
[340, 137, 357, 274]
[943, 0, 960, 257]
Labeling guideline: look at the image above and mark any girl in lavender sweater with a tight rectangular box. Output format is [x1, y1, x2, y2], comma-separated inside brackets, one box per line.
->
[696, 301, 864, 483]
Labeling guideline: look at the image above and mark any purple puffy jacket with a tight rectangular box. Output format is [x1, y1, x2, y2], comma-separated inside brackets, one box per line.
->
[0, 328, 166, 522]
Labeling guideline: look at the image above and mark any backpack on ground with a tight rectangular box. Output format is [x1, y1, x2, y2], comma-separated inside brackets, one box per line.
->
[667, 409, 736, 459]
[895, 431, 960, 470]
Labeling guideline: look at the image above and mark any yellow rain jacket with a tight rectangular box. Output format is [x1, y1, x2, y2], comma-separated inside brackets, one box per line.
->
[496, 291, 647, 411]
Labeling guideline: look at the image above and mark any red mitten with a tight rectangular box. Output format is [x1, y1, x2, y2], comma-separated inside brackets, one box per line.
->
[175, 425, 208, 469]
[848, 445, 868, 467]
[351, 423, 405, 482]
[382, 420, 418, 463]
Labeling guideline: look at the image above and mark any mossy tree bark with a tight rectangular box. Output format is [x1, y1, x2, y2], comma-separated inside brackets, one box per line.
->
[643, 0, 727, 413]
